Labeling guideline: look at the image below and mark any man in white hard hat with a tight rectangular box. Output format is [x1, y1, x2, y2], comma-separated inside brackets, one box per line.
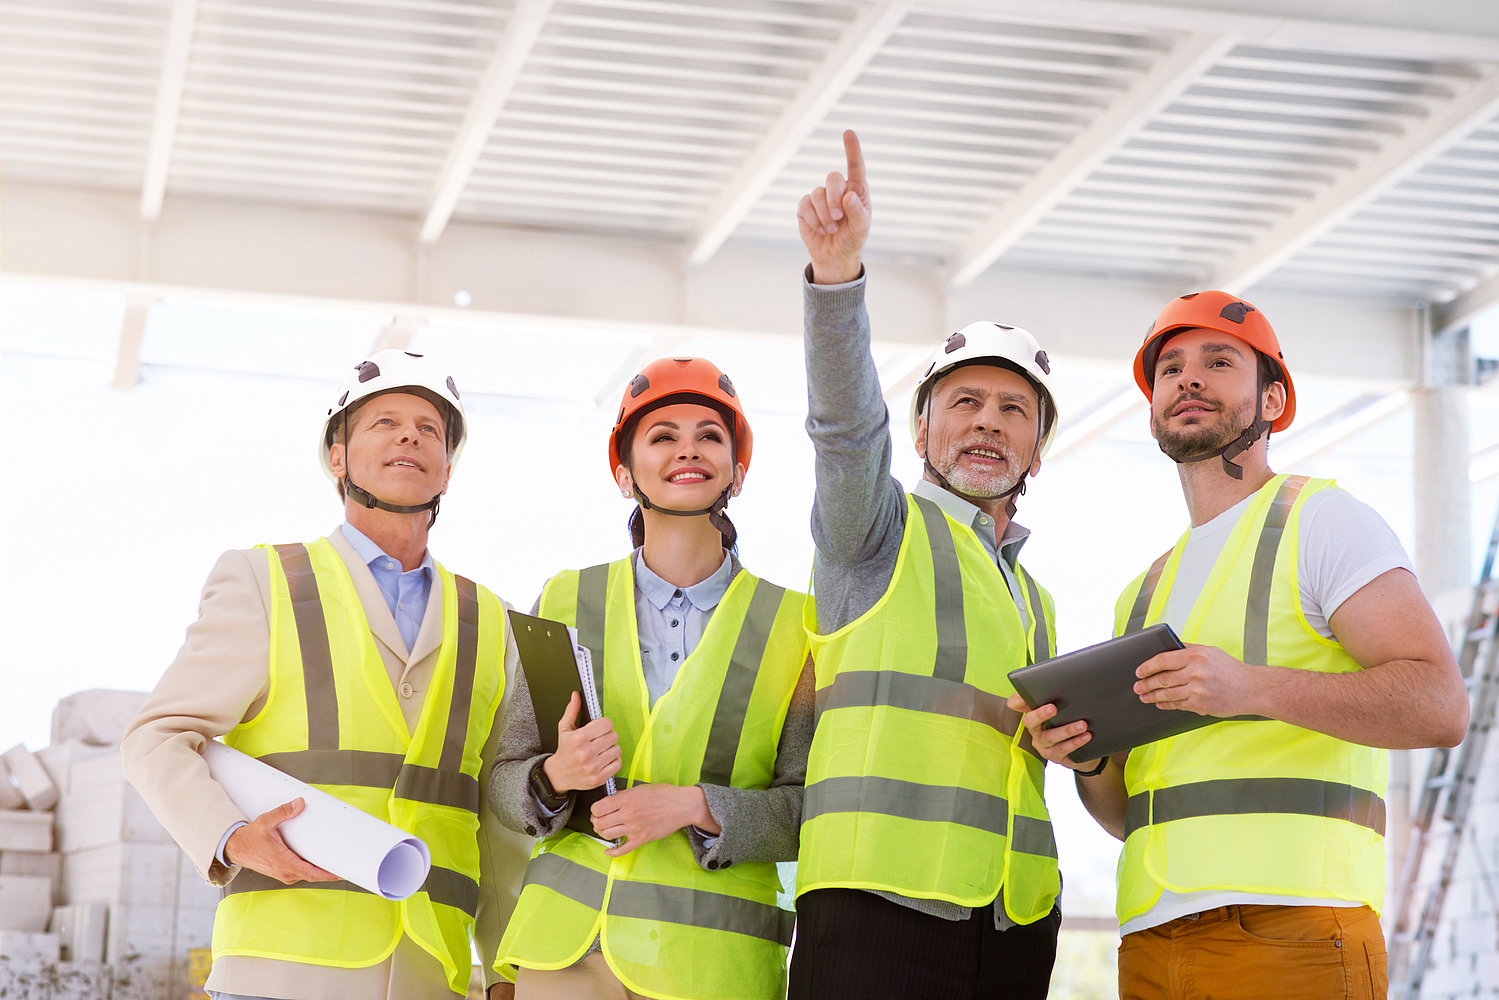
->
[123, 350, 530, 1000]
[788, 130, 1063, 999]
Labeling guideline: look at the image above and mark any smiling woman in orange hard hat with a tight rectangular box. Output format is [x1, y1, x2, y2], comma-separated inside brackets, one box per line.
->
[486, 357, 814, 1000]
[1012, 291, 1471, 1000]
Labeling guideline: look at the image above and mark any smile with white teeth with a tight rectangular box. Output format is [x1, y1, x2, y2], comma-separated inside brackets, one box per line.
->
[668, 471, 709, 482]
[964, 448, 1004, 461]
[390, 459, 419, 468]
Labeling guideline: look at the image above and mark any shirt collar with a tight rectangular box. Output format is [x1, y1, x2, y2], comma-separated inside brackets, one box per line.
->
[633, 548, 737, 611]
[911, 479, 1030, 567]
[339, 522, 433, 578]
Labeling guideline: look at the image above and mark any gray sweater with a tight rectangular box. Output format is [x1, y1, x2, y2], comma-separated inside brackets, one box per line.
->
[802, 269, 1043, 927]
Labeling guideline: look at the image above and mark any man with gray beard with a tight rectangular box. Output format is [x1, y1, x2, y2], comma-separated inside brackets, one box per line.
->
[787, 130, 1065, 1000]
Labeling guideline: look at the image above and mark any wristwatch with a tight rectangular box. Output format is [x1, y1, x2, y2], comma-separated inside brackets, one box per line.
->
[529, 758, 570, 811]
[1074, 756, 1109, 778]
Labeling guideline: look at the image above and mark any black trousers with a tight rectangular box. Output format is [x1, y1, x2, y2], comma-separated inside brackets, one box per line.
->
[787, 888, 1062, 1000]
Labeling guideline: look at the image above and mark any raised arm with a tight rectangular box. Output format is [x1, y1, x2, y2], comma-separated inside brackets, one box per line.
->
[800, 131, 907, 612]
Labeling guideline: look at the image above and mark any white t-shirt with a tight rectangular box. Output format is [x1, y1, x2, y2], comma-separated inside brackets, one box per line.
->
[1121, 484, 1414, 937]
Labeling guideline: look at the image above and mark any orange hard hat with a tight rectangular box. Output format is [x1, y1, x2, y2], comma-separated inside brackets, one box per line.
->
[1133, 290, 1296, 432]
[608, 357, 753, 476]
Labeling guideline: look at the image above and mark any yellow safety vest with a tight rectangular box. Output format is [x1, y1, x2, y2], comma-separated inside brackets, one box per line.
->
[1112, 475, 1387, 924]
[213, 539, 506, 996]
[797, 493, 1060, 923]
[496, 559, 809, 1000]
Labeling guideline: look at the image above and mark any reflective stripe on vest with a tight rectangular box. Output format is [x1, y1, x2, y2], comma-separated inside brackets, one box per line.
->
[521, 853, 796, 945]
[214, 540, 503, 995]
[496, 560, 808, 1000]
[1110, 476, 1387, 922]
[803, 775, 1056, 859]
[797, 493, 1059, 921]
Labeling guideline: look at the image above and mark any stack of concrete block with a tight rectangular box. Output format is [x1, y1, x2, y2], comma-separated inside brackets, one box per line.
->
[0, 688, 217, 1000]
[0, 744, 61, 949]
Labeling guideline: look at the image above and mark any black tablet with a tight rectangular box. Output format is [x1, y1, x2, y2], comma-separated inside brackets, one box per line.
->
[1008, 624, 1253, 762]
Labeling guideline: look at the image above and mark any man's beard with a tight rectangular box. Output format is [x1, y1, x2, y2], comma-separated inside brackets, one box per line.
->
[931, 435, 1025, 498]
[1153, 393, 1252, 463]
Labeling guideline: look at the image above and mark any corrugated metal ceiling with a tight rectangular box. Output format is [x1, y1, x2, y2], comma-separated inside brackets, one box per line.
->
[2, 0, 1496, 304]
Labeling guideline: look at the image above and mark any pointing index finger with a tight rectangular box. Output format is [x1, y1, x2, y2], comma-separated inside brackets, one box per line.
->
[843, 130, 866, 189]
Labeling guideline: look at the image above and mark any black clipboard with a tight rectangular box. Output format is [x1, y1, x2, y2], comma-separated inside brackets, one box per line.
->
[1008, 624, 1259, 761]
[508, 610, 614, 841]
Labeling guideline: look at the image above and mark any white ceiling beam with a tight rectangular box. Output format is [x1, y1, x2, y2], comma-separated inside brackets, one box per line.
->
[1270, 390, 1412, 468]
[919, 0, 1499, 62]
[1047, 387, 1147, 461]
[685, 0, 912, 266]
[370, 313, 428, 355]
[1437, 269, 1499, 337]
[139, 0, 199, 222]
[418, 0, 554, 246]
[1213, 71, 1499, 295]
[945, 32, 1234, 289]
[112, 294, 157, 391]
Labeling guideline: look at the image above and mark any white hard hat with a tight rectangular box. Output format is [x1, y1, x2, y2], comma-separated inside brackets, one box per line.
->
[908, 321, 1060, 459]
[319, 349, 467, 483]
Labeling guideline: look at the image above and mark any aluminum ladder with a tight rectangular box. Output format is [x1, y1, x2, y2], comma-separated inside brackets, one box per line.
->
[1389, 502, 1499, 998]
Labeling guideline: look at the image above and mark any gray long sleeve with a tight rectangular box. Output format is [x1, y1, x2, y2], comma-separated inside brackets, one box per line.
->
[803, 269, 909, 635]
[802, 269, 998, 925]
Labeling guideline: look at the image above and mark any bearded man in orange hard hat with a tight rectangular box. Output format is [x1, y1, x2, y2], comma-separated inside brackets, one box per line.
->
[1013, 291, 1469, 1000]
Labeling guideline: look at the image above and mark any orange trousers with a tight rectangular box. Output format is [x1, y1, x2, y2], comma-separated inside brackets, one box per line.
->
[1119, 904, 1388, 1000]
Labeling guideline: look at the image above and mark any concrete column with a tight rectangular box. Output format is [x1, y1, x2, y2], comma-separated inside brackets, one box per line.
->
[1413, 384, 1472, 597]
[1388, 324, 1472, 947]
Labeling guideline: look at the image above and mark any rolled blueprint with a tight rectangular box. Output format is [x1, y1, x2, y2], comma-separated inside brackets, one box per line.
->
[202, 741, 431, 901]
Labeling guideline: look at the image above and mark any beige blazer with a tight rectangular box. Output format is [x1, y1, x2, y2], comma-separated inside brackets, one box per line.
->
[121, 530, 533, 1000]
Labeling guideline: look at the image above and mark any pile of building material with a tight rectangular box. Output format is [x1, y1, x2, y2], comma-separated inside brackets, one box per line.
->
[0, 689, 216, 1000]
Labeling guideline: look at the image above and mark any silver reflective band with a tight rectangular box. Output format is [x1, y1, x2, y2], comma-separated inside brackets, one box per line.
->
[1242, 476, 1309, 666]
[257, 749, 403, 789]
[224, 863, 479, 916]
[522, 853, 794, 945]
[522, 851, 606, 910]
[273, 543, 339, 751]
[438, 575, 481, 773]
[1022, 571, 1050, 665]
[912, 495, 968, 684]
[1123, 777, 1387, 840]
[815, 670, 1009, 734]
[1011, 815, 1059, 859]
[805, 774, 1007, 833]
[394, 763, 481, 813]
[576, 563, 609, 696]
[251, 751, 479, 812]
[609, 880, 795, 945]
[700, 579, 787, 787]
[1124, 550, 1171, 636]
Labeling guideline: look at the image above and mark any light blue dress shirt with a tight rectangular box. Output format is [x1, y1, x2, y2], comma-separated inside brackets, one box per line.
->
[216, 524, 435, 867]
[338, 522, 435, 654]
[633, 547, 738, 707]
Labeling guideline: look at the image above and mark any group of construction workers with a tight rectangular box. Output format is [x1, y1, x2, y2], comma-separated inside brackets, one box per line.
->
[121, 129, 1469, 1000]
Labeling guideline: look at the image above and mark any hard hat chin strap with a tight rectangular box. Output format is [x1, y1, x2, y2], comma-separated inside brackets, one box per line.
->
[632, 481, 734, 534]
[344, 473, 442, 527]
[1170, 379, 1272, 481]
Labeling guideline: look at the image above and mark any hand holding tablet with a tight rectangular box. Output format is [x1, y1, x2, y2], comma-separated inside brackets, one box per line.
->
[1007, 624, 1265, 763]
